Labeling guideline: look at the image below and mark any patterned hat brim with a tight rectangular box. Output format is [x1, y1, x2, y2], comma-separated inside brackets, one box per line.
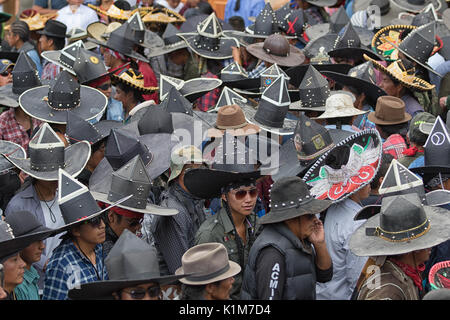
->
[371, 24, 417, 61]
[303, 129, 383, 203]
[40, 50, 77, 75]
[18, 85, 108, 124]
[111, 73, 158, 94]
[87, 4, 133, 21]
[363, 54, 435, 91]
[305, 25, 374, 47]
[5, 141, 91, 181]
[177, 32, 240, 60]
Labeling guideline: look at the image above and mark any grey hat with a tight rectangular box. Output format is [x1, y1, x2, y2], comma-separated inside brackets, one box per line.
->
[258, 176, 332, 225]
[159, 74, 222, 103]
[349, 193, 450, 257]
[41, 40, 85, 76]
[68, 229, 186, 300]
[0, 140, 26, 173]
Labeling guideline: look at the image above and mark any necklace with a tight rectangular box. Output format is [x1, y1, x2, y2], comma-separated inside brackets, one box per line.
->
[35, 185, 58, 224]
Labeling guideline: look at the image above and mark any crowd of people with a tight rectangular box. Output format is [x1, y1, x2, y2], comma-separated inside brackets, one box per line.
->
[0, 0, 450, 302]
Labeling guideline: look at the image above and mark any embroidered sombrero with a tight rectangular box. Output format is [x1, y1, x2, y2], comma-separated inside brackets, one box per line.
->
[363, 54, 435, 91]
[140, 6, 186, 24]
[111, 67, 158, 94]
[303, 129, 383, 203]
[17, 9, 58, 31]
[88, 2, 134, 21]
[371, 24, 418, 61]
[429, 260, 450, 290]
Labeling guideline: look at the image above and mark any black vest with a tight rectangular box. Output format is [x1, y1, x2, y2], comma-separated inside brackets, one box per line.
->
[241, 223, 318, 300]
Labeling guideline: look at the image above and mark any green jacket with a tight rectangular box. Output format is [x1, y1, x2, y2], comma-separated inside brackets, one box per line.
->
[194, 206, 258, 300]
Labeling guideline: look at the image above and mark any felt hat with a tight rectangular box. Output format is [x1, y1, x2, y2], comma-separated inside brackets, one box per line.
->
[87, 21, 122, 43]
[371, 24, 418, 61]
[0, 140, 26, 173]
[259, 176, 332, 224]
[68, 229, 186, 300]
[364, 55, 435, 91]
[37, 19, 68, 39]
[303, 129, 383, 202]
[238, 74, 297, 136]
[367, 95, 412, 125]
[41, 40, 86, 76]
[5, 123, 91, 181]
[183, 133, 262, 199]
[245, 33, 305, 67]
[90, 155, 178, 216]
[159, 74, 222, 102]
[349, 193, 450, 257]
[177, 13, 240, 60]
[207, 104, 261, 138]
[18, 70, 107, 124]
[175, 242, 241, 286]
[312, 91, 368, 120]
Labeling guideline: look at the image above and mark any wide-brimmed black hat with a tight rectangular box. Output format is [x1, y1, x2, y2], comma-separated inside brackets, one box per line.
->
[37, 19, 69, 39]
[304, 6, 374, 47]
[90, 155, 179, 216]
[68, 229, 186, 300]
[349, 193, 450, 257]
[238, 74, 297, 136]
[272, 113, 352, 181]
[177, 13, 240, 60]
[146, 23, 188, 58]
[410, 116, 450, 178]
[303, 129, 383, 203]
[5, 123, 91, 181]
[219, 61, 249, 85]
[275, 6, 307, 43]
[159, 74, 222, 102]
[328, 23, 382, 61]
[0, 140, 26, 173]
[19, 70, 107, 124]
[184, 134, 262, 199]
[89, 22, 149, 63]
[41, 40, 86, 76]
[258, 176, 332, 224]
[66, 111, 122, 146]
[321, 61, 387, 105]
[72, 47, 118, 85]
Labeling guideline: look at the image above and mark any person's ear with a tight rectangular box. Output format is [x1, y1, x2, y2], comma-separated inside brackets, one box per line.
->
[108, 211, 115, 224]
[379, 176, 384, 187]
[71, 226, 81, 238]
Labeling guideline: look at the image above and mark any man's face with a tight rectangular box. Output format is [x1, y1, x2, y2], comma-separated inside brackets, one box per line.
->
[102, 49, 115, 68]
[206, 277, 235, 300]
[2, 253, 26, 288]
[168, 49, 189, 66]
[118, 282, 161, 300]
[20, 240, 45, 265]
[332, 56, 356, 66]
[223, 185, 258, 217]
[87, 142, 106, 172]
[38, 35, 53, 53]
[77, 217, 106, 245]
[379, 73, 401, 97]
[108, 211, 144, 237]
[95, 80, 112, 98]
[114, 86, 131, 105]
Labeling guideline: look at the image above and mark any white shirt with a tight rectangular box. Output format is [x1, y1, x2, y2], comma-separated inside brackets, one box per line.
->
[155, 0, 184, 13]
[56, 4, 99, 34]
[316, 198, 368, 300]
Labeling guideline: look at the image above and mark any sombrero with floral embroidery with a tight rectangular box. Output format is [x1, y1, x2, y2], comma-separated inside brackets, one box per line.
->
[303, 129, 382, 203]
[111, 67, 158, 94]
[363, 54, 435, 91]
[87, 2, 134, 21]
[139, 7, 186, 24]
[371, 25, 418, 61]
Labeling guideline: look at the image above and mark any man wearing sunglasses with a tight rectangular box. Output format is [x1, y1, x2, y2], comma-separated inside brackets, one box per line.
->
[0, 59, 13, 87]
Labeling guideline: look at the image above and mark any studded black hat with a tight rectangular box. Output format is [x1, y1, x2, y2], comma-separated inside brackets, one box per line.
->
[290, 65, 330, 111]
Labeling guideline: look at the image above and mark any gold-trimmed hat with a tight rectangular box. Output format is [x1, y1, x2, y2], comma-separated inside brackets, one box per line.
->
[6, 9, 58, 31]
[371, 24, 417, 61]
[138, 7, 186, 24]
[363, 54, 435, 92]
[111, 67, 158, 94]
[88, 3, 135, 21]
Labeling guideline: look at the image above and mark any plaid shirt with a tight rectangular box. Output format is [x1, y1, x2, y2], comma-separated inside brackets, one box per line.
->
[0, 108, 42, 151]
[42, 239, 107, 300]
[194, 71, 220, 112]
[41, 61, 60, 81]
[383, 134, 407, 160]
[247, 61, 266, 79]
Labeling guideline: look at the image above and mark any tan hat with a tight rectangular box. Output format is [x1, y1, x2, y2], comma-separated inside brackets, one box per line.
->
[367, 96, 412, 125]
[312, 91, 367, 120]
[87, 21, 122, 43]
[175, 243, 241, 285]
[167, 145, 204, 183]
[207, 104, 261, 138]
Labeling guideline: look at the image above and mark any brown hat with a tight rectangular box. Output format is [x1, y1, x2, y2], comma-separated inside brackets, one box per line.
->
[246, 33, 305, 67]
[207, 104, 261, 138]
[175, 243, 241, 285]
[367, 96, 412, 125]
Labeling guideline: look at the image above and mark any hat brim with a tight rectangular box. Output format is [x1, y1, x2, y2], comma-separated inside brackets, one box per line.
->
[0, 140, 26, 173]
[303, 129, 383, 203]
[87, 4, 132, 21]
[111, 74, 158, 94]
[390, 0, 443, 13]
[303, 33, 339, 58]
[18, 85, 107, 124]
[219, 77, 261, 90]
[93, 120, 124, 142]
[305, 25, 373, 47]
[145, 41, 188, 57]
[5, 141, 91, 181]
[328, 47, 383, 61]
[349, 205, 450, 257]
[183, 167, 261, 199]
[371, 24, 417, 61]
[89, 38, 150, 63]
[363, 53, 435, 91]
[321, 71, 387, 103]
[86, 22, 109, 43]
[177, 33, 240, 60]
[37, 29, 70, 39]
[239, 103, 297, 136]
[181, 78, 223, 102]
[367, 110, 412, 125]
[176, 260, 241, 285]
[68, 274, 186, 300]
[286, 63, 353, 88]
[40, 50, 77, 75]
[313, 106, 369, 119]
[410, 166, 450, 176]
[246, 42, 305, 67]
[207, 123, 261, 138]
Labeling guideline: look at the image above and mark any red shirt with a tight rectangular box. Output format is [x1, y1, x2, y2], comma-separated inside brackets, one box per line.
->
[0, 108, 42, 151]
[383, 134, 407, 160]
[137, 60, 159, 104]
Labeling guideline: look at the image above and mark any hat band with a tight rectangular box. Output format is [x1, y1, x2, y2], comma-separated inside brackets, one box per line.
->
[366, 218, 430, 242]
[185, 263, 230, 282]
[269, 194, 314, 209]
[216, 121, 248, 130]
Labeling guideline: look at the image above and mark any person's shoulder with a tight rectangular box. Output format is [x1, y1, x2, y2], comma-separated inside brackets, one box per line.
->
[196, 214, 225, 239]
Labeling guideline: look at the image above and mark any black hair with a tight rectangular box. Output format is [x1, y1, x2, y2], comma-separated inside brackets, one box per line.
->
[206, 58, 223, 76]
[325, 116, 354, 127]
[345, 85, 376, 107]
[228, 16, 245, 32]
[51, 36, 66, 50]
[325, 145, 350, 169]
[370, 152, 394, 189]
[116, 82, 144, 103]
[377, 122, 408, 140]
[181, 280, 224, 300]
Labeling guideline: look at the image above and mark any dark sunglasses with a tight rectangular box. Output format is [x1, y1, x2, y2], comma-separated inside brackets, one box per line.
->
[1, 71, 10, 77]
[122, 286, 161, 299]
[97, 82, 112, 91]
[232, 188, 258, 200]
[83, 214, 104, 228]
